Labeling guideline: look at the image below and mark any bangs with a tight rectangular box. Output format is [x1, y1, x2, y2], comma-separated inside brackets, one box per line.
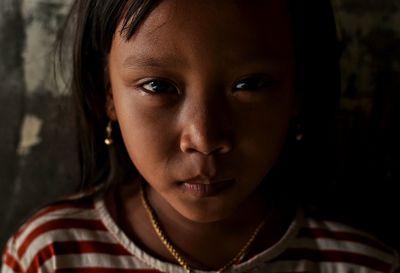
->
[120, 0, 160, 40]
[84, 0, 159, 56]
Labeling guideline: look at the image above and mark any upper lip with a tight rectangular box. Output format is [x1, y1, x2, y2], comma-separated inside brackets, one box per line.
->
[182, 175, 233, 185]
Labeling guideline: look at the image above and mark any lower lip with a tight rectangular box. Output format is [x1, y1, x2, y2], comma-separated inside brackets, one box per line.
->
[181, 180, 234, 198]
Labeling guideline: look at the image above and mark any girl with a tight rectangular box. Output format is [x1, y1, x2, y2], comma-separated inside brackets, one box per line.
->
[2, 0, 399, 272]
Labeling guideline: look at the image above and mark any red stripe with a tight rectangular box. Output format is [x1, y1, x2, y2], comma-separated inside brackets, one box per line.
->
[55, 269, 162, 273]
[54, 241, 132, 256]
[16, 201, 95, 238]
[276, 248, 392, 272]
[18, 219, 107, 257]
[3, 250, 23, 273]
[298, 227, 392, 254]
[27, 241, 133, 273]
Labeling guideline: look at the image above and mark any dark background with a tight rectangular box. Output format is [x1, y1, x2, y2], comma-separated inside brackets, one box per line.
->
[1, 0, 399, 253]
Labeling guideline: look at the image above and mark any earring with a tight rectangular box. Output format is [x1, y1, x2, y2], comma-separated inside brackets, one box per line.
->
[295, 122, 304, 142]
[104, 121, 113, 145]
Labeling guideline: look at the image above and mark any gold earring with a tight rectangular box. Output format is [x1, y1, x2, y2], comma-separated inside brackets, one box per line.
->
[104, 121, 113, 145]
[295, 123, 304, 141]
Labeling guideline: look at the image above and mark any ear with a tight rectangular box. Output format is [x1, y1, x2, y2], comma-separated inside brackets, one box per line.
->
[106, 91, 117, 121]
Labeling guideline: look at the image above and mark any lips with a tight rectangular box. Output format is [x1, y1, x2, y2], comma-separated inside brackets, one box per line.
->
[180, 178, 234, 198]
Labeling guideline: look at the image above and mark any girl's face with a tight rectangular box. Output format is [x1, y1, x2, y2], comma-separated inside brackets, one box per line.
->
[107, 0, 295, 222]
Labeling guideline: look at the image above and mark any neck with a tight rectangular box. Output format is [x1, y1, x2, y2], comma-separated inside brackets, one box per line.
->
[107, 181, 295, 270]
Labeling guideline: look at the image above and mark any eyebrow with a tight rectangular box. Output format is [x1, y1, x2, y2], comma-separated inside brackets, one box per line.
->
[122, 54, 185, 69]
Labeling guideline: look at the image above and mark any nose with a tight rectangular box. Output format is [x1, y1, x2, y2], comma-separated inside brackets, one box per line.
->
[179, 97, 233, 155]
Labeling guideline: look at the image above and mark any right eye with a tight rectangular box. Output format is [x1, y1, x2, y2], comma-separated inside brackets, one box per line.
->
[233, 76, 275, 92]
[140, 80, 178, 95]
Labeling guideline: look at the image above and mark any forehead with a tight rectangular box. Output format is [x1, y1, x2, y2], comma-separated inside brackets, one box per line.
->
[112, 0, 293, 67]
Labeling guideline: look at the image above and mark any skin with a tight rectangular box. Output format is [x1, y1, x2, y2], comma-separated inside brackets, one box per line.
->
[106, 0, 296, 269]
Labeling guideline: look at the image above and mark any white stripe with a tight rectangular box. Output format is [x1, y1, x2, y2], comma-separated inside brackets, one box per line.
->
[16, 207, 99, 248]
[5, 240, 19, 261]
[261, 260, 387, 273]
[291, 237, 395, 263]
[0, 264, 19, 273]
[21, 229, 116, 270]
[305, 218, 376, 238]
[5, 238, 15, 252]
[38, 253, 149, 272]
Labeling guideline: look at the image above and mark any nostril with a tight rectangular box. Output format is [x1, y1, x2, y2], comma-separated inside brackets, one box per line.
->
[210, 145, 231, 155]
[180, 135, 233, 155]
[199, 147, 223, 156]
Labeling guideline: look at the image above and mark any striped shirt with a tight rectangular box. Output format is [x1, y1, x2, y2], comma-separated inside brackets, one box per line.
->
[2, 190, 399, 273]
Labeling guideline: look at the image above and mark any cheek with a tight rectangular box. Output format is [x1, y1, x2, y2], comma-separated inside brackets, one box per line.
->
[236, 98, 293, 176]
[112, 93, 178, 178]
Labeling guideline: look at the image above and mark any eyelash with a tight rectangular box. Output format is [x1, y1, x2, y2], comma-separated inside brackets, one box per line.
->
[138, 76, 274, 95]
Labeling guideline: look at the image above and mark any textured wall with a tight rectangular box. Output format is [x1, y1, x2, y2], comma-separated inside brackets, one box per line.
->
[333, 0, 400, 247]
[0, 0, 399, 251]
[0, 0, 77, 250]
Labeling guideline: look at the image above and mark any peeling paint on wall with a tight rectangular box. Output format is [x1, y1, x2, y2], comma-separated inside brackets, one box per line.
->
[21, 0, 73, 95]
[0, 0, 77, 251]
[335, 0, 400, 114]
[17, 114, 43, 156]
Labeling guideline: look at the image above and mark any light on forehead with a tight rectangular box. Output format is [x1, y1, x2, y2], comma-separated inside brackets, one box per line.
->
[110, 0, 294, 74]
[122, 54, 185, 69]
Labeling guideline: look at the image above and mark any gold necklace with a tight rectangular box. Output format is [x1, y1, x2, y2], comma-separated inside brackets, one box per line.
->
[140, 184, 267, 273]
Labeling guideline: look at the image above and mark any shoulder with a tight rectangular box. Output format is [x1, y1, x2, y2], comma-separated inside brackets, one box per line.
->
[281, 208, 400, 273]
[1, 187, 172, 273]
[1, 190, 111, 273]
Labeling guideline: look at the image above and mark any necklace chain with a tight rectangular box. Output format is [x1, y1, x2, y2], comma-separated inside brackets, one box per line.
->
[140, 184, 267, 273]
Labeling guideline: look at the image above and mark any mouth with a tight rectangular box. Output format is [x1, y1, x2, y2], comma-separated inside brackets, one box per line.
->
[178, 178, 235, 198]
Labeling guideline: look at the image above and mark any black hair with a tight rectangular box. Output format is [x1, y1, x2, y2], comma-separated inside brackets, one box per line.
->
[286, 0, 340, 205]
[61, 0, 160, 189]
[61, 0, 340, 203]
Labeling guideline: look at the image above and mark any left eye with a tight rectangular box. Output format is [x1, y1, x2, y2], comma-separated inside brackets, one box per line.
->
[233, 77, 273, 91]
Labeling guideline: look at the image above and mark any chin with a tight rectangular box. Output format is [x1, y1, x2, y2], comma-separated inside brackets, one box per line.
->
[182, 212, 231, 224]
[176, 201, 236, 224]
